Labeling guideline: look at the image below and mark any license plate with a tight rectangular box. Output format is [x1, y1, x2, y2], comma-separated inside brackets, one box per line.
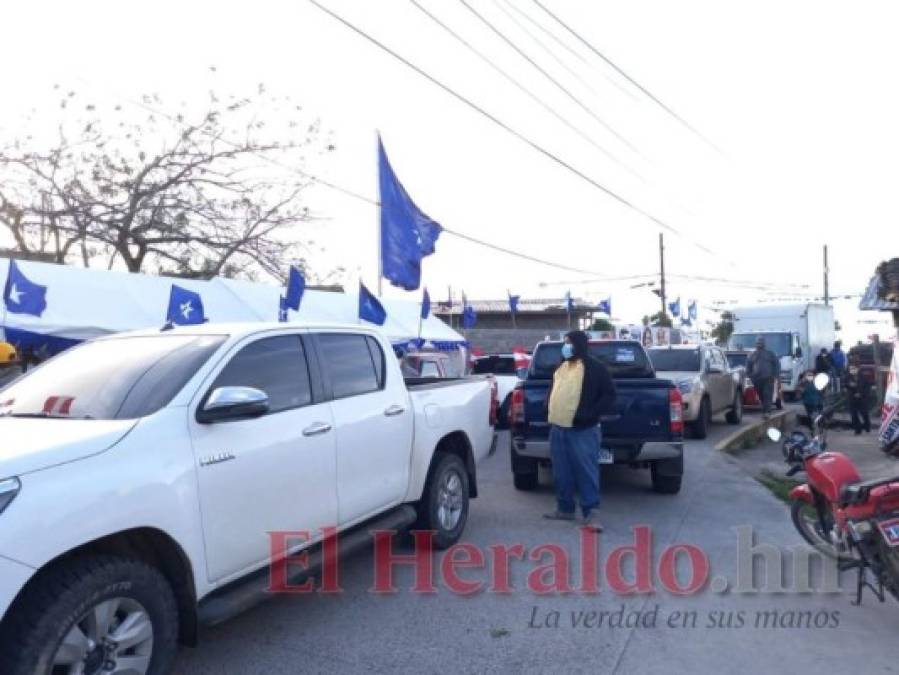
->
[877, 517, 899, 547]
[598, 447, 614, 464]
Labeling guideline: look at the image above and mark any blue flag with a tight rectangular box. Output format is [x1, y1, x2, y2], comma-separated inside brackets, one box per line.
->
[462, 304, 477, 329]
[508, 292, 520, 315]
[3, 260, 47, 317]
[688, 300, 698, 320]
[359, 282, 386, 326]
[668, 297, 681, 318]
[278, 296, 289, 323]
[166, 284, 206, 325]
[565, 291, 574, 313]
[421, 287, 431, 320]
[597, 297, 612, 315]
[378, 137, 442, 291]
[284, 265, 305, 311]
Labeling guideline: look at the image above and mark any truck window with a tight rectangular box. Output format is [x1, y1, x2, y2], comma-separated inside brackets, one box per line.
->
[420, 361, 440, 378]
[531, 342, 654, 379]
[318, 334, 384, 399]
[0, 335, 225, 420]
[210, 336, 312, 414]
[472, 356, 517, 375]
[647, 349, 701, 372]
[730, 333, 791, 357]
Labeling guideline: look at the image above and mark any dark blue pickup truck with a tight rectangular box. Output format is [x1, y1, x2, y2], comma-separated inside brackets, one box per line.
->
[509, 339, 685, 493]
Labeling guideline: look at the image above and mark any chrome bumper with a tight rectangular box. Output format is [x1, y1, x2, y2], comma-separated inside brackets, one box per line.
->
[513, 438, 683, 462]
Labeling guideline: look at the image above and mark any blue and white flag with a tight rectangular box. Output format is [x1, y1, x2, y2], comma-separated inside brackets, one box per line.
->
[597, 297, 612, 315]
[359, 282, 387, 326]
[166, 284, 206, 326]
[688, 300, 698, 321]
[668, 297, 681, 318]
[462, 303, 477, 329]
[421, 287, 431, 320]
[508, 292, 520, 315]
[378, 136, 443, 291]
[284, 265, 305, 311]
[3, 260, 47, 317]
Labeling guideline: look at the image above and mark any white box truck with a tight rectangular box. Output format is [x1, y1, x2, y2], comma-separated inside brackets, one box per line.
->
[727, 303, 836, 398]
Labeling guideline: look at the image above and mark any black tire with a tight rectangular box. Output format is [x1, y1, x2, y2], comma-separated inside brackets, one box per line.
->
[415, 453, 470, 549]
[513, 471, 538, 491]
[651, 457, 683, 494]
[725, 391, 743, 425]
[0, 555, 178, 675]
[691, 398, 711, 439]
[790, 500, 843, 559]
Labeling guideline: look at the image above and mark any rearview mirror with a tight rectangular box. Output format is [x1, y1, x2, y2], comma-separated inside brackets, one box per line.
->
[766, 428, 783, 443]
[813, 373, 830, 391]
[197, 386, 269, 424]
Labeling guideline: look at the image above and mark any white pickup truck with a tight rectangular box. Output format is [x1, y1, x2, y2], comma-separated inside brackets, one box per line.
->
[0, 323, 496, 675]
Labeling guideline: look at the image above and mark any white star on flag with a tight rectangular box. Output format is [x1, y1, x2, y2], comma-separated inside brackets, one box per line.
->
[7, 284, 23, 305]
[180, 301, 193, 319]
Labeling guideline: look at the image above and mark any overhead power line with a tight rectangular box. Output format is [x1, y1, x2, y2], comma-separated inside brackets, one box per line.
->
[307, 0, 715, 256]
[531, 0, 723, 154]
[458, 0, 641, 157]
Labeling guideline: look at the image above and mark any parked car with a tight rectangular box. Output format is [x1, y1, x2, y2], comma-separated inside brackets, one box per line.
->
[0, 323, 497, 674]
[471, 353, 525, 428]
[725, 350, 783, 411]
[510, 339, 685, 494]
[647, 344, 743, 439]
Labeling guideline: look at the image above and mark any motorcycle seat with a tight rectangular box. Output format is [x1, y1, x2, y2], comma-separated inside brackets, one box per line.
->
[840, 476, 899, 506]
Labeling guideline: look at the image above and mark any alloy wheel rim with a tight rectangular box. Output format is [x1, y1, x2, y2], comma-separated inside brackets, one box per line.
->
[52, 596, 154, 675]
[437, 469, 464, 531]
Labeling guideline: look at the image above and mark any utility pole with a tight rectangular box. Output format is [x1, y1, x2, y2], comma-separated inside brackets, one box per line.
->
[823, 245, 830, 306]
[659, 233, 667, 318]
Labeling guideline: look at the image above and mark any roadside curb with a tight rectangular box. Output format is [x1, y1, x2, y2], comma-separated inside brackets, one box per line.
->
[715, 410, 796, 453]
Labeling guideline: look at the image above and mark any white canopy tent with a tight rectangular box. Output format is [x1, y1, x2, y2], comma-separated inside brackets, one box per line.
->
[0, 258, 466, 353]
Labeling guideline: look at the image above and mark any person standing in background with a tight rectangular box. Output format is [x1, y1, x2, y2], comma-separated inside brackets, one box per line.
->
[747, 337, 780, 417]
[830, 341, 847, 393]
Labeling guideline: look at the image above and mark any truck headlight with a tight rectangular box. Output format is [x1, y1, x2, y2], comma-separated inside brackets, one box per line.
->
[0, 477, 20, 515]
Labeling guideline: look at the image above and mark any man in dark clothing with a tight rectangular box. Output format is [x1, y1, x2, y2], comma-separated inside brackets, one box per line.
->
[543, 330, 616, 531]
[830, 341, 847, 393]
[845, 355, 873, 434]
[815, 349, 831, 375]
[746, 337, 780, 416]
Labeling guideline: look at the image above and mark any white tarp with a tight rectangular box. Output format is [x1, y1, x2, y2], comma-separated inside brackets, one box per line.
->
[0, 258, 465, 349]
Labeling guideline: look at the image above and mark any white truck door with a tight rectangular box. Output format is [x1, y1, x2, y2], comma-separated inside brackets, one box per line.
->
[189, 334, 338, 583]
[313, 332, 413, 526]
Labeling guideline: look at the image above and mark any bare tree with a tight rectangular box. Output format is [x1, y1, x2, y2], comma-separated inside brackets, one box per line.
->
[0, 81, 337, 282]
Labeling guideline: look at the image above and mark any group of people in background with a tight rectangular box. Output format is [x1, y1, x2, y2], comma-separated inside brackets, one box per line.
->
[802, 340, 875, 435]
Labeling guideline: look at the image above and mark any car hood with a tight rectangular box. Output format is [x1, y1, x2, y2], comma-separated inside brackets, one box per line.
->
[0, 418, 138, 477]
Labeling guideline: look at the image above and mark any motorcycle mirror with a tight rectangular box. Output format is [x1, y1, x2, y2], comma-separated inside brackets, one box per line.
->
[766, 427, 783, 443]
[813, 373, 830, 391]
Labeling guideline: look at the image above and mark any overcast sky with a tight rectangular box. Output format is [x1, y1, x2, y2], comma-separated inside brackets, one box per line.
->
[0, 1, 894, 341]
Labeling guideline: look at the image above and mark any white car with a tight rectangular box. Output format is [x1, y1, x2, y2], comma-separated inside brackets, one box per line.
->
[0, 322, 496, 675]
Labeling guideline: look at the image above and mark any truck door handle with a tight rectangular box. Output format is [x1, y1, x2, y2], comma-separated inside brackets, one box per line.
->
[384, 405, 406, 417]
[302, 422, 332, 437]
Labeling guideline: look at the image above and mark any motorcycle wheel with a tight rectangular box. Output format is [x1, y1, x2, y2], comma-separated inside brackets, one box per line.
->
[875, 535, 899, 602]
[790, 500, 844, 559]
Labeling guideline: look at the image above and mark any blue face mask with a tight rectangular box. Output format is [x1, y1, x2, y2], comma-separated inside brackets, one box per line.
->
[561, 343, 574, 360]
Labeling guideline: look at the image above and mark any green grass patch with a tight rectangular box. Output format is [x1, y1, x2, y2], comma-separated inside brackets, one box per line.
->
[755, 469, 802, 503]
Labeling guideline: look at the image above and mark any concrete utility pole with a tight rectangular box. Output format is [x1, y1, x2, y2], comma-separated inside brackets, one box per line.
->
[823, 245, 830, 306]
[659, 233, 667, 317]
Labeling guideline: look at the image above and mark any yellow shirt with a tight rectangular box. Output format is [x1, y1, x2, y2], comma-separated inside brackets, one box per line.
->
[548, 359, 584, 428]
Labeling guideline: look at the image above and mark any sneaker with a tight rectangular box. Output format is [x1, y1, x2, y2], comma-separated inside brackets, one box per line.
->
[543, 510, 575, 521]
[580, 511, 604, 532]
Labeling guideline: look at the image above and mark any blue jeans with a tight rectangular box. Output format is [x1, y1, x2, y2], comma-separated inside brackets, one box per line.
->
[549, 425, 601, 517]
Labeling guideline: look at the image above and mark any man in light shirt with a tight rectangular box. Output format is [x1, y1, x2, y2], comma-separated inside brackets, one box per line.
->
[544, 330, 616, 531]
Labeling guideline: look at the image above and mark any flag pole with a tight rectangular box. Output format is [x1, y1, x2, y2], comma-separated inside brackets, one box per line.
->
[376, 131, 383, 297]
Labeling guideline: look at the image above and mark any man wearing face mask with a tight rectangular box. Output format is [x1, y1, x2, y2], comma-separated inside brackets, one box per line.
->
[543, 330, 617, 531]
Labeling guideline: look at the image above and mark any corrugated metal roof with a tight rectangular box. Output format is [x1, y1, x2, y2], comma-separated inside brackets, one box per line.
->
[860, 275, 899, 311]
[432, 297, 593, 313]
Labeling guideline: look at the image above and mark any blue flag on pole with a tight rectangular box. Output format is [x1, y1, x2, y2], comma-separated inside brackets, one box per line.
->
[462, 303, 477, 329]
[378, 136, 443, 291]
[597, 297, 612, 315]
[508, 292, 520, 315]
[688, 300, 698, 321]
[421, 287, 431, 320]
[565, 291, 574, 313]
[284, 266, 305, 311]
[3, 260, 48, 317]
[359, 282, 387, 326]
[278, 296, 289, 323]
[166, 284, 206, 326]
[668, 297, 681, 318]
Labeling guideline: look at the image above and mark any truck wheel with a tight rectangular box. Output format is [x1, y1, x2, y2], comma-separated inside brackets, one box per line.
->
[416, 453, 470, 549]
[691, 398, 711, 439]
[725, 392, 743, 425]
[513, 471, 538, 491]
[0, 555, 178, 675]
[651, 459, 683, 494]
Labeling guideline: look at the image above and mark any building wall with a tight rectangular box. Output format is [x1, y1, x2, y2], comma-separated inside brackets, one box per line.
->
[436, 312, 587, 331]
[458, 328, 562, 354]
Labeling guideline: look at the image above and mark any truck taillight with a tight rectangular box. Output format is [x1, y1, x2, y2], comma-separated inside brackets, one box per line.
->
[669, 388, 684, 435]
[510, 388, 525, 426]
[489, 378, 499, 426]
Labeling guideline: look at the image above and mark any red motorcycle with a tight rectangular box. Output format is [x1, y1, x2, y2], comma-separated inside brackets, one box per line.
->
[770, 373, 899, 604]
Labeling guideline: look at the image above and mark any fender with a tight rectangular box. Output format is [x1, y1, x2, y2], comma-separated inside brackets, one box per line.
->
[789, 483, 814, 505]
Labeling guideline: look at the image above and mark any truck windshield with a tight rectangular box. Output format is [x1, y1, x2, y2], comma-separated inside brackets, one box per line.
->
[648, 349, 701, 372]
[730, 333, 791, 357]
[0, 334, 225, 420]
[531, 342, 654, 379]
[472, 356, 517, 375]
[726, 352, 748, 368]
